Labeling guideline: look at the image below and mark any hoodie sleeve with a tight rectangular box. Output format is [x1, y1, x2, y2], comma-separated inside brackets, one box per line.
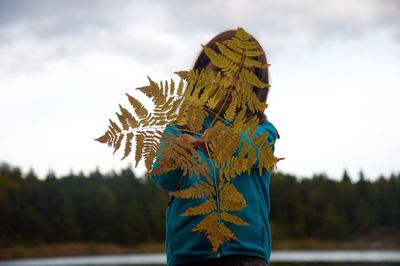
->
[149, 125, 184, 192]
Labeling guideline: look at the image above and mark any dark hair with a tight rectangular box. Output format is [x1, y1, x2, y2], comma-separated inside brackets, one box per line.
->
[192, 30, 270, 124]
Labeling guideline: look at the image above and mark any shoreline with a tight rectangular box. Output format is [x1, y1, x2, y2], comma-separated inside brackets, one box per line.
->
[1, 239, 399, 260]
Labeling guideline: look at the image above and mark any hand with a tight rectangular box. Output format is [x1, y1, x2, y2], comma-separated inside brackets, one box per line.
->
[180, 134, 207, 155]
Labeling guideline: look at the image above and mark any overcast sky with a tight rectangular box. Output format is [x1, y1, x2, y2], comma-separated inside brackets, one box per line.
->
[0, 0, 399, 180]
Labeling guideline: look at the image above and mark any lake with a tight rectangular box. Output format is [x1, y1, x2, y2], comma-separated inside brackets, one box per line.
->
[1, 251, 400, 266]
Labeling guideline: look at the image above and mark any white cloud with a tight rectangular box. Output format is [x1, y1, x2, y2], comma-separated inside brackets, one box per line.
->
[0, 0, 399, 180]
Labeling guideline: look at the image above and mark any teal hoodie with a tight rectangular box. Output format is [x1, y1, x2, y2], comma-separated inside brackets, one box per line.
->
[150, 117, 278, 266]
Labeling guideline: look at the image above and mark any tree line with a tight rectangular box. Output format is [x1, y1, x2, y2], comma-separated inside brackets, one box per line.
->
[0, 162, 399, 246]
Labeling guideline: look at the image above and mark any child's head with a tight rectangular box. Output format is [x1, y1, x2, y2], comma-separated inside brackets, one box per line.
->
[192, 29, 270, 123]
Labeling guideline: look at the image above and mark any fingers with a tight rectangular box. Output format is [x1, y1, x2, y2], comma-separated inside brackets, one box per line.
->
[178, 134, 208, 156]
[177, 134, 194, 154]
[193, 139, 207, 154]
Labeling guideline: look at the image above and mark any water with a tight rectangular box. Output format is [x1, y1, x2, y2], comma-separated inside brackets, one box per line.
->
[1, 251, 400, 266]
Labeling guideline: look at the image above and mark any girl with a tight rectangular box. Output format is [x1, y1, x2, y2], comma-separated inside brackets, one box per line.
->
[150, 29, 279, 266]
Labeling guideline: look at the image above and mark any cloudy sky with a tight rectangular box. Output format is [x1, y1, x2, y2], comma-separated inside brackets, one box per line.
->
[0, 0, 399, 180]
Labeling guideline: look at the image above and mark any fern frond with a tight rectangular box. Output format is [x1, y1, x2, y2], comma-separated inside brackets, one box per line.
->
[126, 93, 149, 122]
[166, 99, 180, 118]
[135, 132, 145, 167]
[243, 49, 265, 57]
[137, 76, 167, 106]
[221, 45, 267, 64]
[121, 132, 133, 160]
[221, 212, 249, 226]
[254, 132, 269, 147]
[95, 132, 109, 144]
[109, 119, 121, 133]
[220, 182, 247, 212]
[143, 131, 161, 171]
[169, 78, 176, 95]
[174, 70, 193, 82]
[241, 68, 269, 89]
[177, 78, 185, 96]
[119, 104, 138, 129]
[176, 99, 208, 133]
[243, 56, 267, 69]
[202, 45, 233, 73]
[176, 69, 209, 132]
[148, 156, 177, 176]
[113, 133, 124, 155]
[193, 213, 237, 253]
[223, 94, 237, 121]
[155, 133, 210, 177]
[226, 37, 258, 51]
[137, 77, 186, 128]
[171, 181, 215, 199]
[106, 131, 113, 147]
[189, 27, 270, 133]
[219, 160, 238, 181]
[204, 121, 242, 169]
[235, 142, 256, 174]
[258, 141, 281, 174]
[235, 27, 252, 41]
[216, 42, 241, 65]
[181, 199, 217, 216]
[116, 112, 129, 131]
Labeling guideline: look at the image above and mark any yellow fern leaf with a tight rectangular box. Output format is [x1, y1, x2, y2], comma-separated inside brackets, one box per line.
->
[174, 70, 193, 82]
[169, 78, 175, 95]
[243, 56, 267, 69]
[230, 37, 259, 51]
[109, 119, 121, 133]
[243, 49, 265, 57]
[121, 132, 133, 160]
[135, 132, 145, 167]
[221, 212, 249, 226]
[108, 128, 115, 140]
[171, 181, 215, 199]
[202, 45, 233, 73]
[119, 104, 138, 129]
[220, 182, 247, 212]
[242, 68, 269, 89]
[181, 199, 216, 216]
[223, 38, 257, 54]
[254, 132, 269, 147]
[143, 134, 160, 171]
[193, 213, 237, 253]
[194, 161, 212, 181]
[95, 132, 109, 144]
[175, 94, 207, 133]
[166, 99, 180, 117]
[222, 39, 243, 55]
[216, 42, 241, 65]
[115, 112, 128, 131]
[177, 78, 184, 96]
[126, 93, 149, 122]
[204, 122, 242, 169]
[156, 133, 209, 177]
[160, 80, 166, 96]
[201, 71, 221, 102]
[259, 142, 281, 172]
[106, 132, 113, 147]
[113, 133, 124, 155]
[235, 27, 252, 41]
[148, 155, 177, 176]
[223, 94, 237, 122]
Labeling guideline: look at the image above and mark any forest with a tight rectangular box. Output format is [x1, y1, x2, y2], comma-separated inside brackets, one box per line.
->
[0, 162, 399, 248]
